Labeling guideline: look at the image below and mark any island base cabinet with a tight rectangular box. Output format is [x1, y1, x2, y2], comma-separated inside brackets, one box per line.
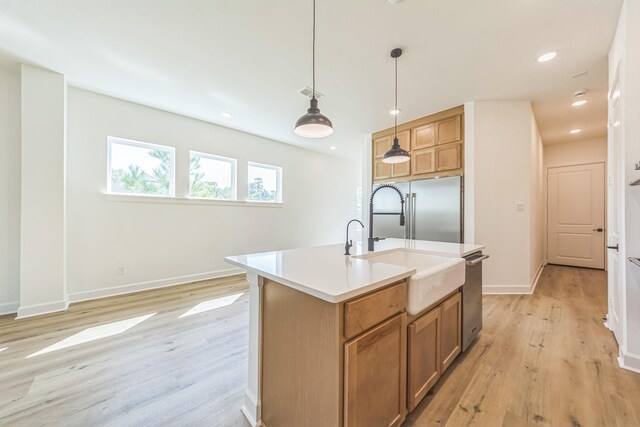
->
[440, 292, 462, 372]
[344, 313, 407, 427]
[407, 307, 441, 411]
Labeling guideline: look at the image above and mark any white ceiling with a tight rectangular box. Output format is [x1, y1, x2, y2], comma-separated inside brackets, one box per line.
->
[0, 0, 622, 158]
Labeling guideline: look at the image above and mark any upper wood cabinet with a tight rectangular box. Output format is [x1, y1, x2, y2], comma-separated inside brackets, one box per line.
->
[373, 135, 392, 159]
[344, 313, 407, 427]
[435, 143, 462, 172]
[412, 148, 435, 175]
[411, 123, 436, 150]
[440, 292, 462, 373]
[374, 160, 392, 181]
[436, 115, 462, 145]
[372, 105, 464, 184]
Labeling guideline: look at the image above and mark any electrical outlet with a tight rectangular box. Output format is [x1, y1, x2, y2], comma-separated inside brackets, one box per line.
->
[117, 266, 128, 276]
[515, 202, 525, 212]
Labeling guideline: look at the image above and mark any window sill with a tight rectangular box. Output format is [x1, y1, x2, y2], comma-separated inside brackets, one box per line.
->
[102, 193, 283, 208]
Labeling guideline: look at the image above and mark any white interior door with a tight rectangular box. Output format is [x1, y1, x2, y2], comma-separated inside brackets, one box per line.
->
[547, 163, 605, 269]
[607, 73, 624, 344]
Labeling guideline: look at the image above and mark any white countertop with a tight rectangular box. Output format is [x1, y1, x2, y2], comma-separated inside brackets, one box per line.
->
[224, 238, 484, 303]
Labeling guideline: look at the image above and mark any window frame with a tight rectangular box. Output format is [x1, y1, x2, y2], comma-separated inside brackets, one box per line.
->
[107, 136, 176, 197]
[247, 161, 283, 203]
[188, 150, 238, 201]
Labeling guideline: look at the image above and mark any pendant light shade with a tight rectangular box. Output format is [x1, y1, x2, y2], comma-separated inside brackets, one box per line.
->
[294, 98, 334, 138]
[294, 0, 333, 139]
[383, 48, 410, 164]
[384, 137, 410, 163]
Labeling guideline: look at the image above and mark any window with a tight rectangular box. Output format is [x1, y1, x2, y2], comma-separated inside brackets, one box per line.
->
[189, 151, 237, 200]
[247, 162, 282, 203]
[108, 137, 175, 196]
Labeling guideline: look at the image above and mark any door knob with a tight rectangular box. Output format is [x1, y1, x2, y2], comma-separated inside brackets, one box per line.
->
[593, 228, 604, 232]
[607, 244, 619, 252]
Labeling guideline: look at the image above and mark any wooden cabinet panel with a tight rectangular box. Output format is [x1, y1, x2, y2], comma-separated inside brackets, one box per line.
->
[412, 148, 436, 175]
[440, 292, 461, 373]
[436, 116, 461, 145]
[374, 159, 392, 180]
[392, 161, 411, 178]
[344, 282, 406, 340]
[396, 130, 411, 151]
[345, 313, 407, 427]
[374, 135, 392, 159]
[411, 123, 436, 150]
[435, 143, 461, 172]
[407, 307, 441, 411]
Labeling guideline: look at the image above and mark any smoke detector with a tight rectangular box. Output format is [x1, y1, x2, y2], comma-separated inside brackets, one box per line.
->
[300, 86, 324, 99]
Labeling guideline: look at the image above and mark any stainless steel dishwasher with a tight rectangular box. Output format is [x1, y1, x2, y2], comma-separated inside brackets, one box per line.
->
[462, 251, 489, 351]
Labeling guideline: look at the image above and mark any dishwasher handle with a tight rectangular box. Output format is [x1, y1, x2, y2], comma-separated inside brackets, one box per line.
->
[466, 254, 490, 266]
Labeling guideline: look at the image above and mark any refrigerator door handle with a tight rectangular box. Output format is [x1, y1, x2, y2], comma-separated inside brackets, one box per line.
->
[404, 193, 411, 239]
[411, 193, 417, 239]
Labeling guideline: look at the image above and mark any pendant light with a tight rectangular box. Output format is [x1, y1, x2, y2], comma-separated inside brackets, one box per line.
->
[383, 48, 410, 164]
[294, 0, 334, 138]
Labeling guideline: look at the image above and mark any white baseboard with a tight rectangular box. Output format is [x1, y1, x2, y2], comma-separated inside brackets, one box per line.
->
[483, 263, 546, 295]
[16, 299, 69, 319]
[68, 268, 245, 303]
[0, 301, 19, 316]
[241, 389, 262, 427]
[618, 349, 640, 374]
[529, 262, 545, 294]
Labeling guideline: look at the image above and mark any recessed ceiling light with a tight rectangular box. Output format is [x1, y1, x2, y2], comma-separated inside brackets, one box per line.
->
[221, 112, 232, 118]
[571, 100, 587, 107]
[537, 52, 557, 62]
[569, 128, 582, 134]
[330, 146, 337, 150]
[390, 109, 401, 115]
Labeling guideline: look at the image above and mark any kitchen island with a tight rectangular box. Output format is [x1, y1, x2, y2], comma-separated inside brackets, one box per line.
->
[225, 238, 484, 427]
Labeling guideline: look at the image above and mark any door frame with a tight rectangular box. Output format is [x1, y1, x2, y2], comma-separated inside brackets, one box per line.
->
[606, 61, 626, 349]
[544, 161, 607, 269]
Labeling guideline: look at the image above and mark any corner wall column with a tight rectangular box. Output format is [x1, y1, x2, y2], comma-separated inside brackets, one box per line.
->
[17, 64, 68, 318]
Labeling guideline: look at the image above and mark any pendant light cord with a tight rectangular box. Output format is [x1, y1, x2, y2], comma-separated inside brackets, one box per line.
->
[394, 55, 398, 138]
[312, 0, 316, 100]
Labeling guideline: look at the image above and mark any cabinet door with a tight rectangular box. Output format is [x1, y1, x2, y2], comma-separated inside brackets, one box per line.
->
[345, 313, 407, 427]
[412, 148, 436, 175]
[435, 143, 461, 172]
[373, 135, 392, 159]
[407, 307, 441, 411]
[374, 159, 392, 181]
[411, 123, 436, 150]
[440, 292, 462, 373]
[436, 116, 461, 145]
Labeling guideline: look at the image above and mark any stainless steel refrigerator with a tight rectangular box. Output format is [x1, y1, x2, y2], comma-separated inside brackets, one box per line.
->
[371, 175, 463, 243]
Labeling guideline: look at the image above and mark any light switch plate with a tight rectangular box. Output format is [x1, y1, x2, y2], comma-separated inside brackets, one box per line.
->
[515, 202, 525, 212]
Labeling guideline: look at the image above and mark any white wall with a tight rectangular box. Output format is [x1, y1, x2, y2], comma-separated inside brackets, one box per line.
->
[0, 63, 21, 314]
[66, 88, 361, 301]
[609, 0, 640, 372]
[18, 65, 68, 318]
[469, 101, 544, 293]
[544, 137, 607, 169]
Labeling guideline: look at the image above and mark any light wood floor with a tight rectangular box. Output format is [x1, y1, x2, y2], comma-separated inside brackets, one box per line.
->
[0, 275, 251, 427]
[1, 266, 639, 426]
[406, 265, 640, 427]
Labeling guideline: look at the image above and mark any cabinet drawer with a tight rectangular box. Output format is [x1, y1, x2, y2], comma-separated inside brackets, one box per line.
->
[344, 282, 406, 339]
